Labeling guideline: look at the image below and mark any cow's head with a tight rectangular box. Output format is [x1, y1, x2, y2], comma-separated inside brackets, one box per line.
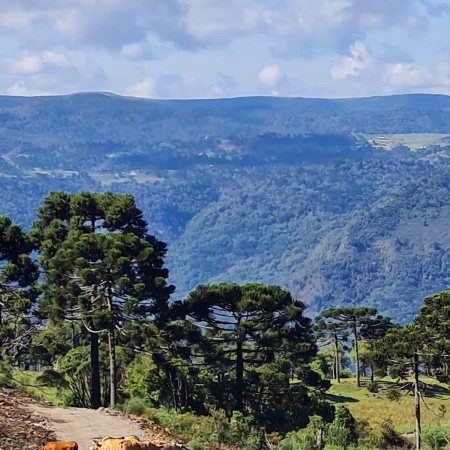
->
[89, 440, 102, 450]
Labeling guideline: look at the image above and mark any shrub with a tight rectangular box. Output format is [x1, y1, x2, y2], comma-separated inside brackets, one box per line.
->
[340, 369, 354, 379]
[325, 405, 357, 448]
[277, 429, 317, 450]
[0, 360, 12, 386]
[422, 427, 450, 450]
[186, 441, 207, 450]
[126, 398, 146, 416]
[386, 386, 402, 402]
[355, 419, 385, 449]
[380, 417, 409, 448]
[366, 381, 380, 393]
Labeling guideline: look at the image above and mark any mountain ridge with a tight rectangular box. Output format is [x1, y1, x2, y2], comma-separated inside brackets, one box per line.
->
[0, 92, 450, 321]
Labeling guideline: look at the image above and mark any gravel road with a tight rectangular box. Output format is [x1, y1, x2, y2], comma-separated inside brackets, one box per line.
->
[29, 405, 153, 450]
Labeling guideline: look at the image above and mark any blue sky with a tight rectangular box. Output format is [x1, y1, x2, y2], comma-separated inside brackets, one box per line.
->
[0, 0, 449, 99]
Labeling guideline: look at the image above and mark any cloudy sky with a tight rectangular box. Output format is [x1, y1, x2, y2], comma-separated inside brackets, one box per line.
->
[0, 0, 449, 99]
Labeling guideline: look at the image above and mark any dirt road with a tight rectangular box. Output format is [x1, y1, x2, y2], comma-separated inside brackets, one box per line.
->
[29, 405, 153, 450]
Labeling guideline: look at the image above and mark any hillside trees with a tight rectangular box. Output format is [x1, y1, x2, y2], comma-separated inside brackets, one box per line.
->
[31, 191, 174, 407]
[0, 216, 39, 363]
[319, 307, 377, 387]
[374, 325, 425, 449]
[359, 314, 396, 382]
[374, 294, 450, 450]
[119, 309, 201, 413]
[178, 283, 330, 432]
[413, 291, 450, 379]
[314, 318, 348, 383]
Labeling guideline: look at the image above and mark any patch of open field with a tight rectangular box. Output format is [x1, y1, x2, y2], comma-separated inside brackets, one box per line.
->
[12, 370, 69, 406]
[364, 134, 450, 150]
[327, 378, 450, 433]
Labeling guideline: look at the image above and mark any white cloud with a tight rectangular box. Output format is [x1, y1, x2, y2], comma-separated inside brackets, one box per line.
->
[2, 51, 69, 74]
[126, 78, 156, 98]
[0, 49, 106, 97]
[6, 82, 51, 97]
[329, 43, 450, 96]
[258, 65, 285, 88]
[125, 73, 238, 99]
[209, 73, 238, 98]
[0, 0, 448, 97]
[121, 43, 143, 59]
[41, 51, 69, 67]
[0, 0, 445, 56]
[179, 0, 264, 43]
[6, 54, 43, 74]
[383, 62, 450, 90]
[331, 41, 371, 80]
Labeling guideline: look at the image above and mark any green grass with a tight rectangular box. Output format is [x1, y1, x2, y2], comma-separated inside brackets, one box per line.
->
[327, 378, 450, 433]
[12, 370, 69, 406]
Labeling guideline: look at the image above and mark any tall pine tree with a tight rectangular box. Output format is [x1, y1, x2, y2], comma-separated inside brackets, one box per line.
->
[0, 216, 39, 363]
[320, 307, 377, 387]
[178, 283, 327, 431]
[32, 191, 174, 407]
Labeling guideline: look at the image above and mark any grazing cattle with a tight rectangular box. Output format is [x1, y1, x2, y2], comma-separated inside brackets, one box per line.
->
[90, 437, 141, 450]
[41, 441, 78, 450]
[119, 440, 161, 450]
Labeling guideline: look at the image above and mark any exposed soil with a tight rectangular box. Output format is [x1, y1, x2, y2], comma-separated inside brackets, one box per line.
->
[0, 387, 55, 450]
[1, 386, 188, 450]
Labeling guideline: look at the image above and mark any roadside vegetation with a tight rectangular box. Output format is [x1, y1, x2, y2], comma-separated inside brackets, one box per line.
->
[3, 191, 450, 449]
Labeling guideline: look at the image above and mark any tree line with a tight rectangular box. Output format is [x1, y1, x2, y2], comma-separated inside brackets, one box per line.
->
[1, 191, 450, 449]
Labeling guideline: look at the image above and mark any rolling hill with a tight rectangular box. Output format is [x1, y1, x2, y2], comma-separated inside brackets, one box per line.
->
[2, 92, 450, 321]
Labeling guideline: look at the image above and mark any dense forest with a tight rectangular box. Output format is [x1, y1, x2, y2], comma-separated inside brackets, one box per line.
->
[2, 94, 450, 322]
[2, 191, 450, 450]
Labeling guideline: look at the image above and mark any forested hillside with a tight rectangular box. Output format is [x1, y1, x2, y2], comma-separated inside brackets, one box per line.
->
[2, 93, 450, 322]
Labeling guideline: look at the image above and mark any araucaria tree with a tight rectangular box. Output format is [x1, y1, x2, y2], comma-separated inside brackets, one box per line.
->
[0, 216, 39, 363]
[314, 318, 348, 384]
[359, 314, 396, 382]
[180, 283, 329, 432]
[374, 325, 425, 449]
[32, 191, 174, 407]
[320, 307, 377, 387]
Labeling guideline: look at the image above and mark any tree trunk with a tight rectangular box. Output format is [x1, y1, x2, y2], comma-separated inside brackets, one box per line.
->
[236, 338, 244, 411]
[370, 362, 374, 383]
[108, 326, 117, 408]
[71, 321, 75, 349]
[90, 332, 101, 409]
[106, 282, 117, 409]
[89, 218, 101, 409]
[316, 427, 324, 450]
[353, 323, 361, 387]
[414, 352, 421, 450]
[332, 356, 336, 380]
[334, 333, 340, 384]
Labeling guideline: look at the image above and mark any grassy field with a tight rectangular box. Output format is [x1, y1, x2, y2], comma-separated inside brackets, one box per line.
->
[364, 134, 450, 150]
[12, 370, 69, 406]
[327, 378, 450, 433]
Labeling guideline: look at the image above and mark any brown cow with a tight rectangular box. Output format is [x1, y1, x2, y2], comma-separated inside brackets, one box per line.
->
[41, 441, 78, 450]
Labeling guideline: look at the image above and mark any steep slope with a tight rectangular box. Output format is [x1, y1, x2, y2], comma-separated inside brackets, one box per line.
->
[167, 151, 450, 322]
[297, 174, 450, 322]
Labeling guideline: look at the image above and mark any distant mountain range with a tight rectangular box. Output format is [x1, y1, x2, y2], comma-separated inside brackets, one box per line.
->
[2, 92, 450, 322]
